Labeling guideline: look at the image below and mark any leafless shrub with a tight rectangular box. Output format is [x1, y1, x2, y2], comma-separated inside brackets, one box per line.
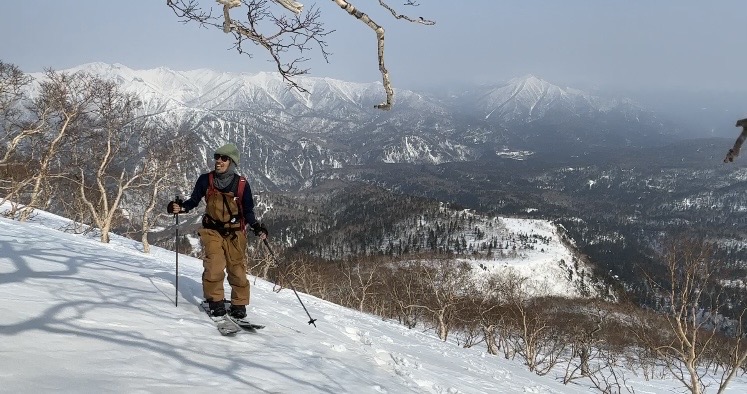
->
[630, 236, 747, 394]
[250, 236, 747, 393]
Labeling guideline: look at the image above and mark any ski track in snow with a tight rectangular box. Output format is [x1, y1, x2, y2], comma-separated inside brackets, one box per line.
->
[1, 205, 745, 393]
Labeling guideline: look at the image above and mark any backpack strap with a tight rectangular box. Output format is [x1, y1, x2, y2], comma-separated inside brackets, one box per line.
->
[205, 172, 248, 233]
[236, 176, 247, 232]
[207, 172, 216, 200]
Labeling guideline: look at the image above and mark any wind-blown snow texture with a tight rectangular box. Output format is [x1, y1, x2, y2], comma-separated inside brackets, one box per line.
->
[2, 207, 744, 393]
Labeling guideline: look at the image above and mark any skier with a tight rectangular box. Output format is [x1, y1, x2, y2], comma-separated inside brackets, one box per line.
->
[168, 143, 268, 319]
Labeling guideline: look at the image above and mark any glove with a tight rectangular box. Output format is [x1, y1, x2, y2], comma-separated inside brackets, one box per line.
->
[251, 222, 268, 237]
[167, 200, 184, 214]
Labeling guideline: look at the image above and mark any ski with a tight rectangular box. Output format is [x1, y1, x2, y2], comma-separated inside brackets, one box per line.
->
[227, 315, 265, 331]
[200, 301, 265, 334]
[200, 301, 241, 336]
[219, 300, 266, 331]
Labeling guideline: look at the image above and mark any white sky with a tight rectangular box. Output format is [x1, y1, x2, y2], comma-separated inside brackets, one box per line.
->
[2, 1, 747, 91]
[2, 206, 746, 392]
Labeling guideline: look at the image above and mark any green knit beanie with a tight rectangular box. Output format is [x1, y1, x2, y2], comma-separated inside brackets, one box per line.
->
[215, 143, 240, 165]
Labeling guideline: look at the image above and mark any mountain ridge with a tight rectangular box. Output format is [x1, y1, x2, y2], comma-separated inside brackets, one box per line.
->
[24, 62, 682, 191]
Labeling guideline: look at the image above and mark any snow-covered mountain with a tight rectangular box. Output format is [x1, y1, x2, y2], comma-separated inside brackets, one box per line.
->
[470, 75, 636, 122]
[27, 63, 679, 191]
[450, 74, 675, 152]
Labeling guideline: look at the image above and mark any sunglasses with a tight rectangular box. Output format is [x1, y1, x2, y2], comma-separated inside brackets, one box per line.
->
[213, 154, 231, 162]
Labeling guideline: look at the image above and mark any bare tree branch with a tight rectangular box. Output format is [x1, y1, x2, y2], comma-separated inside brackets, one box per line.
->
[724, 118, 747, 163]
[166, 0, 435, 110]
[377, 0, 434, 25]
[167, 0, 331, 94]
[330, 0, 392, 109]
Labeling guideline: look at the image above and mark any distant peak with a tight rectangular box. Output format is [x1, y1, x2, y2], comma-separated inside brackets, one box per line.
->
[508, 74, 548, 86]
[77, 61, 114, 70]
[60, 62, 125, 75]
[520, 73, 542, 81]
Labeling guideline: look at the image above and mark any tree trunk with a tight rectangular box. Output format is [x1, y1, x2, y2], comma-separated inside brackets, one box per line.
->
[483, 325, 499, 355]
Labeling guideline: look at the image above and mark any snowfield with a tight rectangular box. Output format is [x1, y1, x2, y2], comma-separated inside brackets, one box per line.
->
[1, 207, 745, 393]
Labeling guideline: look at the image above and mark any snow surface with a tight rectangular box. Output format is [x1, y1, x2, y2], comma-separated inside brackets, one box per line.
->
[2, 207, 747, 393]
[471, 217, 583, 297]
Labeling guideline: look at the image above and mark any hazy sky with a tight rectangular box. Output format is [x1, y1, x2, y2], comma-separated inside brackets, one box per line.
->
[2, 1, 747, 92]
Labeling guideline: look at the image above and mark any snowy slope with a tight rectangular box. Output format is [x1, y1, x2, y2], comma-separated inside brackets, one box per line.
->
[1, 208, 742, 393]
[379, 205, 597, 298]
[471, 217, 589, 297]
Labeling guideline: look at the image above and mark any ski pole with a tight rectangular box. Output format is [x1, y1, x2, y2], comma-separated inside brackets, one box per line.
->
[174, 195, 182, 307]
[262, 238, 318, 327]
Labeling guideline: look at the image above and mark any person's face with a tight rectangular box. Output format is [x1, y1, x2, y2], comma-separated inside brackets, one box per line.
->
[213, 154, 231, 173]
